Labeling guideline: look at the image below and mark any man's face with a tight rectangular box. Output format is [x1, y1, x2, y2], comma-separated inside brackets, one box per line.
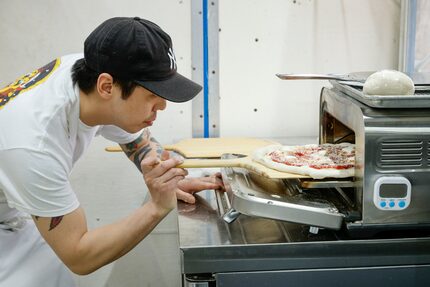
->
[111, 85, 167, 133]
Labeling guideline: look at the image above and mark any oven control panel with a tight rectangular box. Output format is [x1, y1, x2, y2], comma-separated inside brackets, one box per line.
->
[373, 176, 411, 210]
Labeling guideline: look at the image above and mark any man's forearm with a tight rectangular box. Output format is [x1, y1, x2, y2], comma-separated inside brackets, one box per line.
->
[120, 129, 163, 172]
[67, 202, 169, 275]
[33, 200, 171, 275]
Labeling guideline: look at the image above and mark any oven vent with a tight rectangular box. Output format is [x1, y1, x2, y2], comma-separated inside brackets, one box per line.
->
[428, 140, 430, 165]
[378, 140, 425, 168]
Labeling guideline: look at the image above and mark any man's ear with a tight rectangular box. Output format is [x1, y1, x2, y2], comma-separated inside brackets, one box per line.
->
[96, 73, 114, 100]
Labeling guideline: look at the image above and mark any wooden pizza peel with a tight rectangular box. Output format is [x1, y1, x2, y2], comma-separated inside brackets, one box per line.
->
[105, 137, 280, 158]
[105, 137, 308, 179]
[178, 155, 308, 179]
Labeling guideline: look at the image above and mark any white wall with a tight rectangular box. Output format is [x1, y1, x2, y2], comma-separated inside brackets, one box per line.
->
[0, 1, 404, 287]
[218, 0, 400, 138]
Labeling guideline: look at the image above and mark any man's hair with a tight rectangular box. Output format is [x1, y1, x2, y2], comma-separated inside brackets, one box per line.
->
[71, 58, 138, 99]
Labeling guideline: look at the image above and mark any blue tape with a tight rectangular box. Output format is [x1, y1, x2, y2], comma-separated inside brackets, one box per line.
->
[203, 0, 209, 138]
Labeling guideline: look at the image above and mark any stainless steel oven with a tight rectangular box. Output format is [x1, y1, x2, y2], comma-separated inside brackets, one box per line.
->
[178, 78, 430, 286]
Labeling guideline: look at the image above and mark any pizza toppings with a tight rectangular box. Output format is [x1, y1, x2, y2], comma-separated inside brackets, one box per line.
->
[269, 144, 354, 170]
[252, 143, 355, 179]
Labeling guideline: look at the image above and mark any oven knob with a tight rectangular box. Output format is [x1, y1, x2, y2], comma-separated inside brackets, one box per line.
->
[398, 201, 406, 208]
[389, 201, 395, 208]
[380, 201, 387, 208]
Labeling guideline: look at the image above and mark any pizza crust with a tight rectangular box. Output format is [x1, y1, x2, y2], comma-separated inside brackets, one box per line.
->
[252, 144, 355, 179]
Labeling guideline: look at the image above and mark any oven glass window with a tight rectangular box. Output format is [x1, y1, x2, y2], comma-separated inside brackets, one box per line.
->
[380, 184, 408, 198]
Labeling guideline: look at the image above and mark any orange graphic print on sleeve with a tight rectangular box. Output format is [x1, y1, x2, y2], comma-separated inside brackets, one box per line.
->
[0, 58, 61, 109]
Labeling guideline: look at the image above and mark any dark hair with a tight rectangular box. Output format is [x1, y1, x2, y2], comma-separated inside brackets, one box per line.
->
[71, 58, 138, 99]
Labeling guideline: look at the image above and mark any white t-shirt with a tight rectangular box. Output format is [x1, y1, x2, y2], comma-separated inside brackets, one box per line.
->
[0, 54, 141, 218]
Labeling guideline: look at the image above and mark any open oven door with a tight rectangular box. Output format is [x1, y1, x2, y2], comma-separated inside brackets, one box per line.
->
[219, 158, 359, 230]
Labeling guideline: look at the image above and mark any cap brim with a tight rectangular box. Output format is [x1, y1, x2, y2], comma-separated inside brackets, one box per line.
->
[135, 73, 202, 103]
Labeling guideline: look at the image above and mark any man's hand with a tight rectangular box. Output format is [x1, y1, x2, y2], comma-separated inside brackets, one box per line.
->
[121, 132, 224, 205]
[140, 151, 188, 214]
[176, 173, 225, 204]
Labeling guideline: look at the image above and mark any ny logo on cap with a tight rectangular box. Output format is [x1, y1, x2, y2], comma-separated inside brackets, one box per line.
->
[167, 48, 177, 70]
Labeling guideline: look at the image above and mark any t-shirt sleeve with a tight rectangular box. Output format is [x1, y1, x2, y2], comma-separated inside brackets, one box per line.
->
[0, 149, 79, 217]
[97, 125, 143, 144]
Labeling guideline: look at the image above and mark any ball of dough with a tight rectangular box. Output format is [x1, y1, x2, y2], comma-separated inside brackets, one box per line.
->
[363, 70, 415, 95]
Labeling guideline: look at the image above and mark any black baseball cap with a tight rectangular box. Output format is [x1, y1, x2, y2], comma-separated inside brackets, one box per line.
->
[84, 17, 202, 103]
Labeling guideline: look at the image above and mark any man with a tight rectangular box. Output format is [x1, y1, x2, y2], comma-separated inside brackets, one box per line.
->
[0, 17, 223, 286]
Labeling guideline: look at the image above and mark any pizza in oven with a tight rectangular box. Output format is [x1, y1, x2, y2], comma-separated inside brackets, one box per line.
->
[252, 143, 355, 179]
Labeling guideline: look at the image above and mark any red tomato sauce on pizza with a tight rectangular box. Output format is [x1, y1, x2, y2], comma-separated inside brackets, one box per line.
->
[269, 144, 355, 170]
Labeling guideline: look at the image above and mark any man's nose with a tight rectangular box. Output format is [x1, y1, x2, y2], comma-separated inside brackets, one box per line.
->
[157, 98, 167, 111]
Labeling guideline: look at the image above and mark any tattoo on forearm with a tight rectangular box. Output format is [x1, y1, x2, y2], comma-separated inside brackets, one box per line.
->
[121, 133, 145, 157]
[133, 144, 153, 171]
[150, 137, 163, 157]
[120, 130, 165, 172]
[49, 216, 64, 231]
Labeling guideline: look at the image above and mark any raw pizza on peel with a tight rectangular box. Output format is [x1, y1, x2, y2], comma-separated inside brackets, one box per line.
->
[252, 143, 355, 179]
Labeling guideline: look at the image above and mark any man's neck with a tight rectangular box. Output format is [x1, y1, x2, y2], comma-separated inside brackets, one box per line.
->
[79, 89, 107, 127]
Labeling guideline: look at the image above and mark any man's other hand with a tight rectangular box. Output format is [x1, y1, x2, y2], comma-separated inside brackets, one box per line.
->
[176, 173, 225, 204]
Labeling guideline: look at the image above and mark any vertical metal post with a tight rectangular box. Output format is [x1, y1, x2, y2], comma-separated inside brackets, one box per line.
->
[191, 1, 204, 137]
[191, 0, 220, 138]
[399, 0, 417, 74]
